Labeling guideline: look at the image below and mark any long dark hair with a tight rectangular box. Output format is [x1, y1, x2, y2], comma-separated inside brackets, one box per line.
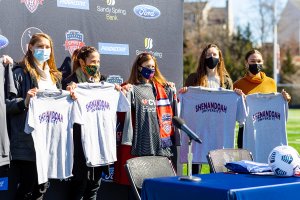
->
[72, 46, 99, 73]
[195, 43, 230, 87]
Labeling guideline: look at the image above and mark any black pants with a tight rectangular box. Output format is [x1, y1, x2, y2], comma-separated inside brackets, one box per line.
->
[192, 164, 202, 174]
[70, 124, 109, 200]
[237, 126, 244, 149]
[10, 160, 49, 200]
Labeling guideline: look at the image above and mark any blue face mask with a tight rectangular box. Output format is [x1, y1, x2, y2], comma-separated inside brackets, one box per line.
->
[140, 66, 155, 79]
[33, 48, 51, 63]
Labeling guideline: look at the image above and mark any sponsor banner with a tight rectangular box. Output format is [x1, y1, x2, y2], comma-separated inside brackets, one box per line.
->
[106, 75, 123, 85]
[21, 27, 43, 54]
[133, 4, 161, 19]
[57, 0, 89, 10]
[101, 165, 114, 182]
[0, 177, 8, 191]
[99, 43, 129, 56]
[64, 30, 85, 56]
[136, 37, 163, 59]
[21, 0, 44, 13]
[0, 35, 9, 49]
[96, 0, 127, 21]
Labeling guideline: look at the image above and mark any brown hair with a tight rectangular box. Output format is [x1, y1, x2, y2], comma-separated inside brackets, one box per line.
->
[21, 33, 61, 83]
[195, 43, 229, 87]
[245, 49, 262, 61]
[72, 46, 99, 73]
[127, 52, 167, 86]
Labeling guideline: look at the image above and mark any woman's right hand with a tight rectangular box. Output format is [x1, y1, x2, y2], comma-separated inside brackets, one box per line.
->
[234, 88, 245, 98]
[25, 88, 38, 107]
[66, 82, 77, 100]
[178, 87, 188, 94]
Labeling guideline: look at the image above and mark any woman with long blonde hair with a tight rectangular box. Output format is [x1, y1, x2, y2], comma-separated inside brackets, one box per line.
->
[6, 33, 61, 200]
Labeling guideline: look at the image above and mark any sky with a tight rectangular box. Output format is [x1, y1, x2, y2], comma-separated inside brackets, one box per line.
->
[185, 0, 289, 43]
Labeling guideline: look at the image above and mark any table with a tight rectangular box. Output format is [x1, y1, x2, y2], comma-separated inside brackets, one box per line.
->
[141, 173, 300, 200]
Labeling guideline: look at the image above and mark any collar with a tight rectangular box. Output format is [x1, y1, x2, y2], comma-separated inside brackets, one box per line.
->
[244, 72, 266, 84]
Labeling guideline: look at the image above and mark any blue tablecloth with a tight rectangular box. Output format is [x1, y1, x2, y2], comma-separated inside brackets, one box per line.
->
[141, 173, 300, 200]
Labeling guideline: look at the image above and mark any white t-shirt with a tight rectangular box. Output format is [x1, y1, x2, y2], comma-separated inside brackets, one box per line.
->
[25, 90, 82, 184]
[243, 93, 288, 163]
[180, 87, 247, 163]
[75, 82, 130, 167]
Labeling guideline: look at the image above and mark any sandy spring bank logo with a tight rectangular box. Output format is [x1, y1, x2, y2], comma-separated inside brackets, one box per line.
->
[57, 0, 89, 10]
[21, 0, 44, 13]
[96, 0, 127, 21]
[106, 0, 115, 6]
[144, 38, 153, 49]
[0, 35, 9, 50]
[64, 30, 85, 56]
[133, 4, 161, 19]
[21, 27, 43, 54]
[136, 38, 163, 59]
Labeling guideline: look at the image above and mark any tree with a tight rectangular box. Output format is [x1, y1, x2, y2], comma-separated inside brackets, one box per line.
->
[223, 24, 254, 82]
[280, 48, 296, 83]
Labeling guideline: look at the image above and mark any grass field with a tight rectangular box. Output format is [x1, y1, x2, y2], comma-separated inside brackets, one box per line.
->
[287, 109, 300, 153]
[183, 108, 300, 175]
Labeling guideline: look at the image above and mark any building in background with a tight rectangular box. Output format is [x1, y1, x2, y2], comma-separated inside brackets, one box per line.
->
[278, 0, 300, 49]
[184, 0, 233, 39]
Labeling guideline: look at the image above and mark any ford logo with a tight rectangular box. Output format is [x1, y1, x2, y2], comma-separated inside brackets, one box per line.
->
[0, 35, 9, 49]
[133, 4, 161, 19]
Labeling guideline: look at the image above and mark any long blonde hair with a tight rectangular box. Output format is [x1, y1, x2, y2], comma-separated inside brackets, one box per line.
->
[20, 33, 61, 83]
[195, 43, 230, 87]
[127, 52, 167, 86]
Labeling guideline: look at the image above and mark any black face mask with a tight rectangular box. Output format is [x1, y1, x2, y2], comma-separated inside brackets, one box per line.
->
[205, 57, 219, 69]
[248, 64, 262, 75]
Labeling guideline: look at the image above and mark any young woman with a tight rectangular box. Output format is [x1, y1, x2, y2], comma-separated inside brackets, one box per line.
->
[6, 33, 61, 200]
[182, 43, 233, 90]
[234, 49, 291, 148]
[62, 46, 109, 200]
[114, 52, 179, 188]
[180, 43, 234, 174]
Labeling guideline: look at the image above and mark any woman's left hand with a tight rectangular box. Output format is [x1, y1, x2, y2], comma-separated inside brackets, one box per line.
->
[66, 82, 77, 100]
[281, 89, 291, 103]
[114, 84, 122, 91]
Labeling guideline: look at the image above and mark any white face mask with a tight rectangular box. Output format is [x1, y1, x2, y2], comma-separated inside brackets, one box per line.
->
[33, 48, 51, 63]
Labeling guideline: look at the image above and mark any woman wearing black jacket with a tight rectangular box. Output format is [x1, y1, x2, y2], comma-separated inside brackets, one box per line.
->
[62, 46, 109, 200]
[6, 33, 61, 200]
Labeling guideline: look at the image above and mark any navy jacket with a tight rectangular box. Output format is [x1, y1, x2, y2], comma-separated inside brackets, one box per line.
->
[6, 65, 61, 161]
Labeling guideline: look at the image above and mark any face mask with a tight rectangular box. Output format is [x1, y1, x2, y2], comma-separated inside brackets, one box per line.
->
[84, 65, 99, 77]
[248, 64, 262, 75]
[205, 56, 219, 69]
[140, 66, 155, 79]
[33, 48, 51, 63]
